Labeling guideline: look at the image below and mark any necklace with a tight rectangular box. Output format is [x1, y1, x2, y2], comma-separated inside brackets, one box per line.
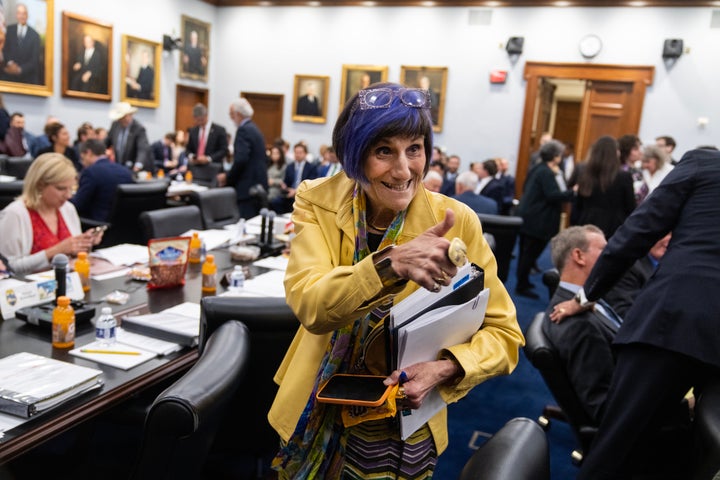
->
[368, 222, 388, 233]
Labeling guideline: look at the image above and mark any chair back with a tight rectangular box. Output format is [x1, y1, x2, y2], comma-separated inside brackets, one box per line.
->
[200, 296, 298, 476]
[101, 181, 169, 247]
[188, 163, 222, 188]
[0, 180, 23, 210]
[0, 154, 8, 173]
[189, 187, 240, 229]
[131, 320, 250, 480]
[459, 417, 549, 480]
[542, 268, 560, 299]
[139, 205, 203, 243]
[693, 379, 720, 480]
[524, 312, 597, 453]
[476, 213, 522, 283]
[5, 156, 33, 180]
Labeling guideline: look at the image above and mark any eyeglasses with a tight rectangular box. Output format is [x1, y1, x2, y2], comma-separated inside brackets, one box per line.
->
[357, 88, 431, 111]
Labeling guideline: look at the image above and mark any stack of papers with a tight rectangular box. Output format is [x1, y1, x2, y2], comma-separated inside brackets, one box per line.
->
[121, 302, 201, 346]
[69, 329, 183, 370]
[252, 255, 289, 271]
[91, 244, 149, 266]
[181, 229, 233, 251]
[220, 269, 286, 298]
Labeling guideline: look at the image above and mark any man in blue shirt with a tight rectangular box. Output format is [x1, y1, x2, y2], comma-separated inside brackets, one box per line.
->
[71, 139, 134, 222]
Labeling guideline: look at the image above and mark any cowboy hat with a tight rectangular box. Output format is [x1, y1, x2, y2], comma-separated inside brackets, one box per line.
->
[109, 102, 138, 121]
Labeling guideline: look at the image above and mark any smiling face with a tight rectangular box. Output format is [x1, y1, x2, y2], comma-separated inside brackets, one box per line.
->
[54, 127, 71, 148]
[40, 178, 75, 210]
[362, 135, 426, 221]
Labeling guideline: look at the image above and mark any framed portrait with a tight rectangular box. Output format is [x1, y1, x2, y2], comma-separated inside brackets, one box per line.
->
[61, 12, 112, 101]
[0, 0, 54, 97]
[180, 15, 210, 82]
[340, 64, 388, 109]
[400, 66, 448, 132]
[120, 35, 160, 108]
[292, 74, 329, 124]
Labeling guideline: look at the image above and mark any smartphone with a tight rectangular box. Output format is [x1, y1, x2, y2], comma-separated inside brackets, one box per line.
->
[316, 374, 393, 407]
[92, 225, 108, 235]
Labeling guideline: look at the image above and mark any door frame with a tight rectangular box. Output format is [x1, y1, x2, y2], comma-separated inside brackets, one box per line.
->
[175, 84, 209, 133]
[516, 61, 654, 193]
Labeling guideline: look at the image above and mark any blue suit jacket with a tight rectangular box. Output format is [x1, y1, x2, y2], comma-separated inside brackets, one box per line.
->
[480, 178, 505, 212]
[585, 148, 720, 369]
[453, 191, 498, 215]
[70, 158, 134, 222]
[226, 120, 268, 201]
[283, 161, 319, 189]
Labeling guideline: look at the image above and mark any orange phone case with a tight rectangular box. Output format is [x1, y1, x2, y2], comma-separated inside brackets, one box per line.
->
[316, 374, 393, 408]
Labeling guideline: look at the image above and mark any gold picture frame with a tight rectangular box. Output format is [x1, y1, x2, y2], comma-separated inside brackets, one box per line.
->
[120, 35, 160, 108]
[400, 65, 448, 132]
[61, 12, 112, 101]
[180, 15, 210, 82]
[340, 64, 388, 109]
[0, 0, 54, 97]
[292, 74, 329, 124]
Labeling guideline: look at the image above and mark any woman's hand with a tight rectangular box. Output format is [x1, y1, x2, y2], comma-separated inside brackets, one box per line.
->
[87, 228, 104, 246]
[48, 232, 94, 259]
[387, 209, 458, 292]
[384, 359, 461, 410]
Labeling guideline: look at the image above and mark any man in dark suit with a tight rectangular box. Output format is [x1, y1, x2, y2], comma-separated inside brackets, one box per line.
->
[2, 3, 42, 85]
[106, 102, 154, 173]
[474, 159, 505, 212]
[452, 171, 498, 215]
[440, 154, 460, 197]
[185, 103, 228, 166]
[603, 234, 669, 318]
[126, 49, 154, 100]
[496, 157, 516, 215]
[223, 98, 268, 219]
[296, 82, 321, 117]
[151, 133, 175, 172]
[70, 34, 105, 93]
[72, 139, 134, 222]
[273, 142, 318, 214]
[551, 148, 720, 479]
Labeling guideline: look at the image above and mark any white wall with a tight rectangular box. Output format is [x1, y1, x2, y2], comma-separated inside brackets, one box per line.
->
[5, 3, 719, 176]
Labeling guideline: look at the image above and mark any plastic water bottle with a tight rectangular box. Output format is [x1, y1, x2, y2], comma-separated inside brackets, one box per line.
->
[237, 218, 246, 238]
[95, 307, 117, 346]
[229, 266, 245, 293]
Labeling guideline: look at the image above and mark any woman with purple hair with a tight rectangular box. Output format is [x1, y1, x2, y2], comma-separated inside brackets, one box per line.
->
[269, 83, 522, 479]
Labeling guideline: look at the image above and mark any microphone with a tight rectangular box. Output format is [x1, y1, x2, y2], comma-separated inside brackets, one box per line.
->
[259, 208, 269, 244]
[52, 254, 69, 302]
[267, 211, 276, 245]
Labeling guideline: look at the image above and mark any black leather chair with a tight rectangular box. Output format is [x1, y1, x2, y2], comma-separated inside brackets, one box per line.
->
[524, 311, 597, 464]
[542, 268, 560, 300]
[0, 180, 23, 210]
[200, 295, 298, 478]
[94, 181, 169, 247]
[693, 379, 720, 480]
[458, 417, 550, 480]
[188, 187, 240, 229]
[189, 162, 222, 188]
[0, 154, 8, 173]
[476, 213, 522, 283]
[139, 205, 203, 242]
[4, 156, 33, 180]
[131, 320, 250, 480]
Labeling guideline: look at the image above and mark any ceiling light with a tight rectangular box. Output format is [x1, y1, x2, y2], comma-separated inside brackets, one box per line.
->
[553, 1, 571, 6]
[361, 1, 376, 5]
[628, 1, 647, 6]
[421, 1, 436, 6]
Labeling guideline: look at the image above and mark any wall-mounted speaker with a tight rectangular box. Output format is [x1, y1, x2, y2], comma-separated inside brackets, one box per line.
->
[163, 35, 182, 52]
[506, 36, 524, 55]
[662, 39, 683, 59]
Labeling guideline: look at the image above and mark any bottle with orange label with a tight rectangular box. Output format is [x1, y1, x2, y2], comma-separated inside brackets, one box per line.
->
[201, 254, 217, 293]
[185, 170, 193, 184]
[75, 251, 90, 293]
[157, 168, 165, 179]
[188, 232, 202, 264]
[52, 296, 76, 349]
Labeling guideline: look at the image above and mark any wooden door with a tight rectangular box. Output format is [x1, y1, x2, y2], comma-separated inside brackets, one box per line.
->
[576, 80, 635, 160]
[516, 62, 654, 195]
[175, 85, 209, 133]
[529, 78, 555, 154]
[240, 92, 284, 148]
[554, 100, 581, 153]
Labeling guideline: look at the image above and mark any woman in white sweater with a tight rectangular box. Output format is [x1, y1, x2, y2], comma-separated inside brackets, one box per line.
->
[0, 153, 101, 274]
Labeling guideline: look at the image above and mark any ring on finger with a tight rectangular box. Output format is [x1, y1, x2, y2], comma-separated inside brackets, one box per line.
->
[431, 281, 440, 292]
[397, 386, 407, 400]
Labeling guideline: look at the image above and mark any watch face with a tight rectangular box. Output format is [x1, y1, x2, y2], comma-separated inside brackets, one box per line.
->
[579, 34, 602, 58]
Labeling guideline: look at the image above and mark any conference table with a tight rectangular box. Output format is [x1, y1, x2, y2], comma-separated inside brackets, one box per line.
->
[0, 248, 249, 464]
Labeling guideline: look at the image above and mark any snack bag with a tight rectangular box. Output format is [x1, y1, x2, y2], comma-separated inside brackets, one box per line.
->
[147, 236, 191, 290]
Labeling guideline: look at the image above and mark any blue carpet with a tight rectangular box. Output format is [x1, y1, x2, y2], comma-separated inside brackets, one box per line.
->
[434, 243, 579, 480]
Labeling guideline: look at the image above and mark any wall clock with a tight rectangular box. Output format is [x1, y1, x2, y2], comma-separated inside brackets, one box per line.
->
[579, 34, 602, 59]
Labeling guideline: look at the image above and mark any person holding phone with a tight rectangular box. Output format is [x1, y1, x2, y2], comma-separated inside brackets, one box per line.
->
[269, 82, 523, 478]
[0, 153, 103, 274]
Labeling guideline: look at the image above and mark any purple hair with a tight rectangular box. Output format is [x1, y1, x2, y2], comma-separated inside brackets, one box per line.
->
[332, 82, 434, 184]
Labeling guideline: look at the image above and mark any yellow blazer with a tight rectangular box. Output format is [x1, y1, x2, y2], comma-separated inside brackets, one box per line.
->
[268, 172, 524, 454]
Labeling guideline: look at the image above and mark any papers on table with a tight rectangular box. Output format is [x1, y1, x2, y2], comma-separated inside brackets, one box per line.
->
[220, 269, 286, 298]
[91, 244, 149, 266]
[245, 213, 291, 237]
[70, 341, 157, 370]
[0, 352, 103, 418]
[116, 328, 183, 355]
[121, 302, 201, 346]
[0, 175, 17, 182]
[252, 255, 289, 271]
[0, 411, 27, 438]
[167, 181, 208, 195]
[181, 229, 234, 251]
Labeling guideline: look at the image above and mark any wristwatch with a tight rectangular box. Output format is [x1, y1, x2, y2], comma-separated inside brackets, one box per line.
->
[573, 288, 594, 307]
[373, 245, 408, 289]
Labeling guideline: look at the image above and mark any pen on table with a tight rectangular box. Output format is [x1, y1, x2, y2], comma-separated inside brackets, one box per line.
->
[80, 349, 141, 355]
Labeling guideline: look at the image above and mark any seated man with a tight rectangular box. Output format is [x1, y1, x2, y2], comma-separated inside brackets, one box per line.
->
[71, 139, 134, 222]
[452, 171, 498, 215]
[603, 234, 670, 318]
[422, 170, 443, 193]
[543, 225, 616, 423]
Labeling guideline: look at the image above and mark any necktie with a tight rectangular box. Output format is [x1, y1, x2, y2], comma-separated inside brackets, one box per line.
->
[197, 127, 206, 158]
[294, 163, 303, 188]
[18, 26, 25, 44]
[638, 182, 649, 203]
[116, 128, 128, 163]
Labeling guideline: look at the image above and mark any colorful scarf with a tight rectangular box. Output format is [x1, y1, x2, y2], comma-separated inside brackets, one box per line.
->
[272, 183, 406, 479]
